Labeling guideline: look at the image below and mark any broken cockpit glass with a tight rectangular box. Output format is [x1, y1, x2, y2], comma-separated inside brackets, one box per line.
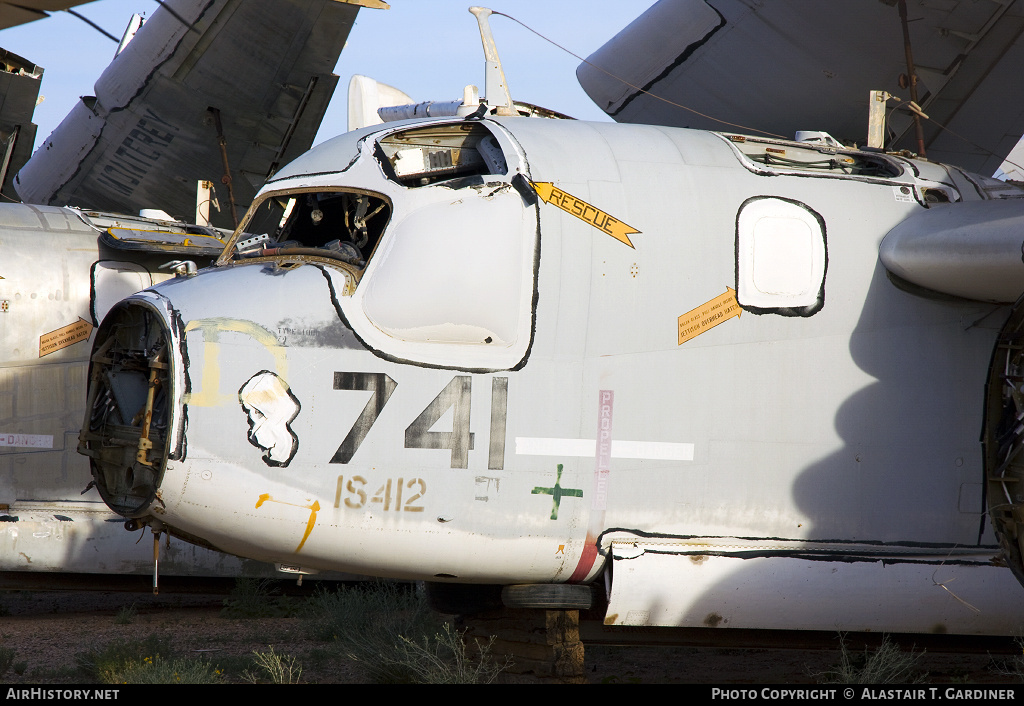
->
[231, 189, 392, 274]
[222, 122, 513, 276]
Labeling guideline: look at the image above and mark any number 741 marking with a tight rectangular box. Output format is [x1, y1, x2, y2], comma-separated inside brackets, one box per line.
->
[330, 373, 508, 470]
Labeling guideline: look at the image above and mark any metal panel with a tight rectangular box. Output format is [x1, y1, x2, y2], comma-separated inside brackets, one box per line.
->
[607, 543, 1024, 634]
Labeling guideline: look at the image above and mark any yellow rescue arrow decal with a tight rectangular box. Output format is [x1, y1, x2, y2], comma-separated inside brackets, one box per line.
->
[39, 317, 94, 357]
[531, 181, 639, 248]
[677, 288, 742, 345]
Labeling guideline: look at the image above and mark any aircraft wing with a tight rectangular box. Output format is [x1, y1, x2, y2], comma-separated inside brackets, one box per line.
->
[14, 0, 387, 229]
[577, 0, 1024, 176]
[0, 1, 97, 30]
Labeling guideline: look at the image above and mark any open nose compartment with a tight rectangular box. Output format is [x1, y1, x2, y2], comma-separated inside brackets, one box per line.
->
[79, 301, 174, 518]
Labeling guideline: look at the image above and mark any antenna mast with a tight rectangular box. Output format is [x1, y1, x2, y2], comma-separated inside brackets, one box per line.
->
[469, 7, 517, 116]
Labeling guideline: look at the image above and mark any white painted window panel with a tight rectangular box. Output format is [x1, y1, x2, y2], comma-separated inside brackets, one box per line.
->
[362, 194, 524, 345]
[737, 198, 825, 310]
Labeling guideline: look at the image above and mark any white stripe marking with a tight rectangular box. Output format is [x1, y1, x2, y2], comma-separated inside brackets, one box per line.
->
[515, 437, 693, 461]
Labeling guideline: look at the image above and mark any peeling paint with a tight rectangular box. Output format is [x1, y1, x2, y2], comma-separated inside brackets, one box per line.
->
[184, 318, 287, 407]
[474, 476, 501, 502]
[239, 371, 300, 467]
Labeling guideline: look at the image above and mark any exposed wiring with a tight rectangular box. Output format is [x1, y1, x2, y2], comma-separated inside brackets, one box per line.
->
[885, 98, 1024, 175]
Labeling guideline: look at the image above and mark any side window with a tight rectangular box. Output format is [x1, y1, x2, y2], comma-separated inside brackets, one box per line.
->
[735, 196, 827, 317]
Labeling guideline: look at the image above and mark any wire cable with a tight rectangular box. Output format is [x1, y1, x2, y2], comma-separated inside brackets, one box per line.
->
[62, 8, 118, 42]
[493, 11, 1024, 176]
[489, 10, 789, 140]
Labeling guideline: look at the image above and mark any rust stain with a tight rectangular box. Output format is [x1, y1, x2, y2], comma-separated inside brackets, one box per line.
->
[603, 613, 618, 625]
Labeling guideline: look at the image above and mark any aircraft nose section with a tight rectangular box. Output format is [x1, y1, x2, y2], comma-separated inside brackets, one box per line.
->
[79, 298, 177, 518]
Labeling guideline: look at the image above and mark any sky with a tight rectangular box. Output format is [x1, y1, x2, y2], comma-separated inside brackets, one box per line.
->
[0, 0, 657, 151]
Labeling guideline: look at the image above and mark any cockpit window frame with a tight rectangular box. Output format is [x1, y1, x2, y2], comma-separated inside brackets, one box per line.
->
[215, 185, 393, 279]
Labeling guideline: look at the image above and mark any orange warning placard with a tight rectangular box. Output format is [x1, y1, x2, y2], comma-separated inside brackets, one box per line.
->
[678, 288, 742, 345]
[39, 318, 94, 357]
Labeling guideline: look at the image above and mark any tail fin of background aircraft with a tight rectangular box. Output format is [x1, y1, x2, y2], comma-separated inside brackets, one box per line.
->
[0, 48, 41, 202]
[347, 75, 414, 131]
[14, 0, 385, 229]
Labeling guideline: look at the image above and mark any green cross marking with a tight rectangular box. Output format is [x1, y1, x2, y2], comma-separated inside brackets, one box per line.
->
[532, 464, 584, 520]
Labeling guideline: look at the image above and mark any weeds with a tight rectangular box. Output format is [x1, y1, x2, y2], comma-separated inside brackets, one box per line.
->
[240, 646, 303, 684]
[394, 624, 511, 684]
[75, 635, 172, 680]
[303, 581, 508, 683]
[303, 581, 432, 644]
[74, 634, 223, 684]
[114, 603, 137, 625]
[52, 582, 503, 684]
[815, 634, 928, 684]
[101, 655, 223, 684]
[990, 636, 1024, 679]
[0, 646, 15, 676]
[221, 578, 294, 619]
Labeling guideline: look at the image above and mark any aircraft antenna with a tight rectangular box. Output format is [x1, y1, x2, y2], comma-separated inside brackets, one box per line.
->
[469, 7, 517, 116]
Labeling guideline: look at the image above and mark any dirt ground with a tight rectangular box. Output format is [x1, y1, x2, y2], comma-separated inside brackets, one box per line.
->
[0, 588, 1020, 684]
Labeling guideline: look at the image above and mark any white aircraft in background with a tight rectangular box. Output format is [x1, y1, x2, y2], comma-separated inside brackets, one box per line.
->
[0, 0, 386, 585]
[74, 2, 1024, 635]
